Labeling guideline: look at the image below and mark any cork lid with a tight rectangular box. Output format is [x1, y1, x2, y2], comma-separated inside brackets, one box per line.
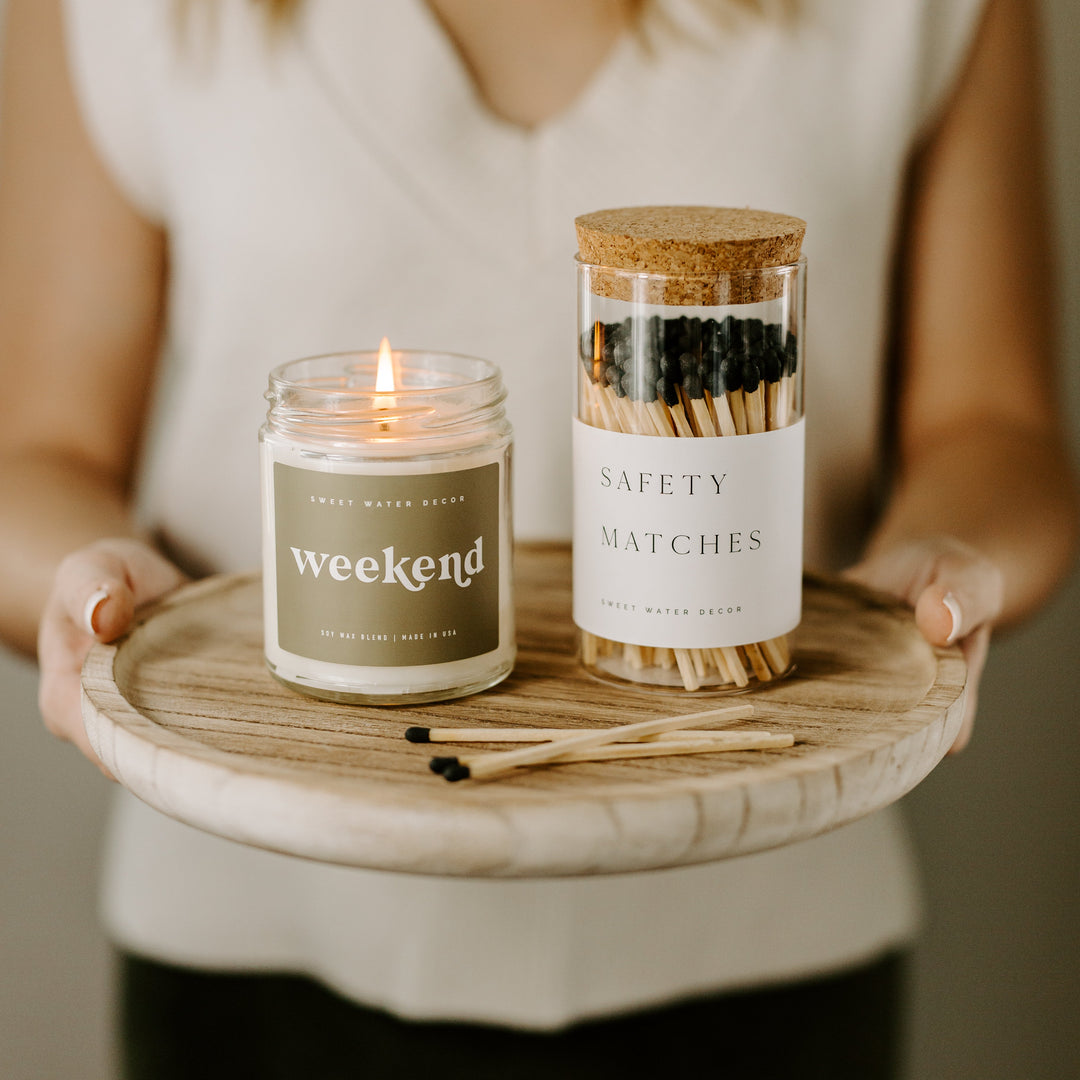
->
[575, 206, 806, 305]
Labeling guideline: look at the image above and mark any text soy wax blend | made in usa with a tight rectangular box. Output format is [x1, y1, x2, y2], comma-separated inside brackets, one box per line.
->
[260, 341, 515, 704]
[574, 206, 807, 693]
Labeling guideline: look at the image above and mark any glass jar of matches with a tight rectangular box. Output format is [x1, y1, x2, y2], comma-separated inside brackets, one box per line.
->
[573, 206, 806, 693]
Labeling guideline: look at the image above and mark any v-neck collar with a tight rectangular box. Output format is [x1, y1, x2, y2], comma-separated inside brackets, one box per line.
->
[295, 0, 639, 263]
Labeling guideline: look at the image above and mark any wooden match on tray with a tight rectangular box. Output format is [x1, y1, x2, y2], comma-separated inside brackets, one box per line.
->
[407, 724, 782, 744]
[430, 731, 795, 777]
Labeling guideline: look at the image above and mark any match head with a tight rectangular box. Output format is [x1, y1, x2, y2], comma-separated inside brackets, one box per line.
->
[428, 756, 459, 775]
[721, 313, 743, 351]
[442, 763, 472, 782]
[682, 370, 704, 401]
[762, 346, 783, 383]
[656, 375, 680, 407]
[405, 726, 432, 743]
[718, 355, 742, 393]
[784, 331, 799, 374]
[619, 370, 641, 401]
[740, 355, 761, 393]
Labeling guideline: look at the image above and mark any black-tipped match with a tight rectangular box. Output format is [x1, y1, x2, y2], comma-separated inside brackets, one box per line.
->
[784, 331, 799, 375]
[741, 356, 761, 393]
[718, 355, 742, 393]
[429, 756, 459, 774]
[442, 763, 472, 782]
[657, 376, 680, 408]
[762, 346, 782, 384]
[405, 726, 431, 743]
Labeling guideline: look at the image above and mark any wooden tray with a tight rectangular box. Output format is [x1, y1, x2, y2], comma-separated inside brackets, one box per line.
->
[82, 545, 966, 878]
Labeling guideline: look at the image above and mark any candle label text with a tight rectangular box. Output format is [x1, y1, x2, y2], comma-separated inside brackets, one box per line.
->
[273, 462, 500, 666]
[572, 418, 804, 648]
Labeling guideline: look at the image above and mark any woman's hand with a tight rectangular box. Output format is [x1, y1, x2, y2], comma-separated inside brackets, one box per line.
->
[843, 0, 1078, 755]
[845, 537, 1004, 753]
[36, 538, 187, 777]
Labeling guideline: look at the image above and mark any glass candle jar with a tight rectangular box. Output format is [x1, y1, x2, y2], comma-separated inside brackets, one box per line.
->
[573, 207, 806, 693]
[260, 345, 514, 704]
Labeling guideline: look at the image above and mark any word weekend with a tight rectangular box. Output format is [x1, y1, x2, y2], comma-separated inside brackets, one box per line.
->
[289, 539, 484, 592]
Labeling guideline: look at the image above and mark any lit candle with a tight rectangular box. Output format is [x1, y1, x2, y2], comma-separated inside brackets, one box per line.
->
[375, 336, 396, 394]
[375, 335, 396, 429]
[259, 345, 515, 704]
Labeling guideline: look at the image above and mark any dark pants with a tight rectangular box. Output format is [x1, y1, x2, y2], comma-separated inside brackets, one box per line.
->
[119, 951, 907, 1080]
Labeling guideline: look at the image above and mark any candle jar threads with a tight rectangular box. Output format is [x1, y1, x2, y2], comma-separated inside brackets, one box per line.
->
[260, 348, 514, 705]
[573, 206, 806, 693]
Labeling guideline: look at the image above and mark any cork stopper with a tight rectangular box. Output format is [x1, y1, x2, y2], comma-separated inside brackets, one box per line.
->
[575, 206, 806, 306]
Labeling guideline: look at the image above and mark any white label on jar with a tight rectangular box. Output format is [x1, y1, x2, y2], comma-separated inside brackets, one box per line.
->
[572, 417, 805, 648]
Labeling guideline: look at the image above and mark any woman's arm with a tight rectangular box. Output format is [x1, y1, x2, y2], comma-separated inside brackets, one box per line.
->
[849, 0, 1080, 747]
[0, 0, 183, 768]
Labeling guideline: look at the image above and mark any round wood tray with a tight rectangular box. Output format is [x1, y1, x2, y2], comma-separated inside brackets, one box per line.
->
[82, 545, 966, 878]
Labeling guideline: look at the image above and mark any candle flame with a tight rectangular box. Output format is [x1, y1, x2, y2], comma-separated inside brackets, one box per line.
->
[375, 337, 395, 393]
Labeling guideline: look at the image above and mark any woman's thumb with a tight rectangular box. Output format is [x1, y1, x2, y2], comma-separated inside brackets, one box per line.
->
[912, 558, 1004, 648]
[55, 539, 187, 642]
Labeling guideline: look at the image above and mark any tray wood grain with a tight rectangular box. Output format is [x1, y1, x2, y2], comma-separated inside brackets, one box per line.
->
[81, 545, 966, 877]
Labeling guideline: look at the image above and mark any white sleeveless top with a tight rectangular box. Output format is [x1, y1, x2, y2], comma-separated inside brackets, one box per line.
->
[63, 0, 983, 1027]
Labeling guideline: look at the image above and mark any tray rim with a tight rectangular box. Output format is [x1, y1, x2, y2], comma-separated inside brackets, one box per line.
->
[82, 560, 967, 877]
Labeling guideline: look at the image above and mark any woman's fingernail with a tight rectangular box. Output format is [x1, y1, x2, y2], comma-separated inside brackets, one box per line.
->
[83, 587, 110, 636]
[943, 592, 963, 645]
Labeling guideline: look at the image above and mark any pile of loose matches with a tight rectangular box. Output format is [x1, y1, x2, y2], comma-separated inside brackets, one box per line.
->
[407, 704, 795, 782]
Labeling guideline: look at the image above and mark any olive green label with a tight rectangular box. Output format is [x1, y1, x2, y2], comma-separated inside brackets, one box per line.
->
[274, 462, 501, 666]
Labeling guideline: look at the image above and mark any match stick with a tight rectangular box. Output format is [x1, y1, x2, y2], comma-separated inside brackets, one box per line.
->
[435, 702, 755, 781]
[408, 724, 776, 744]
[741, 641, 773, 682]
[719, 354, 749, 435]
[776, 328, 799, 428]
[762, 332, 783, 430]
[431, 731, 794, 776]
[741, 354, 766, 436]
[665, 382, 696, 437]
[760, 635, 791, 674]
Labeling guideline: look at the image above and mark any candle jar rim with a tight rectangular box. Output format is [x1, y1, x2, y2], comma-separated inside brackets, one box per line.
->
[267, 348, 504, 398]
[263, 349, 510, 448]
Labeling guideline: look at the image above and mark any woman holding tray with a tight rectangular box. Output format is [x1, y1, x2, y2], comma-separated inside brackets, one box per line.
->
[0, 0, 1076, 1076]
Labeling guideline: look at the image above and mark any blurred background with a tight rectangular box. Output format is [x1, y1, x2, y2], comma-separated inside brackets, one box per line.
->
[2, 2, 1078, 1077]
